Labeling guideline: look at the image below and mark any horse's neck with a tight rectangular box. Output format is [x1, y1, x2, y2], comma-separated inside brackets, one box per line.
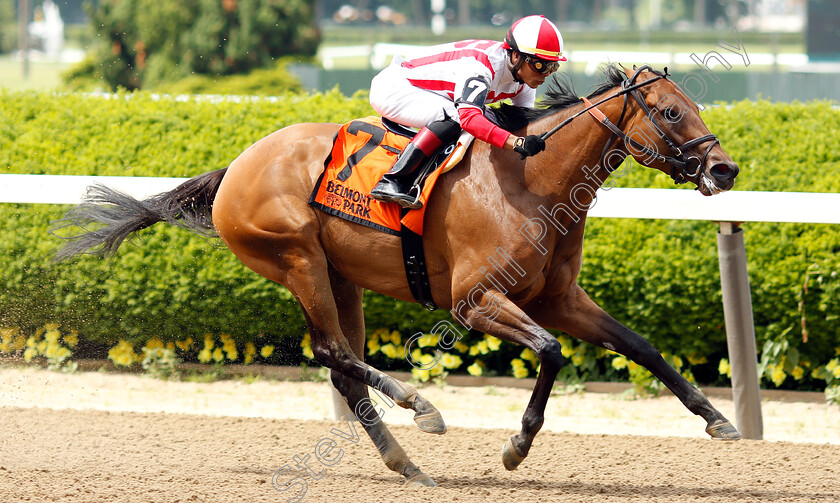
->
[526, 94, 631, 210]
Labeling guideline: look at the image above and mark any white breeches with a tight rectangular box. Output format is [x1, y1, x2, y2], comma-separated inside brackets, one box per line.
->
[369, 58, 459, 129]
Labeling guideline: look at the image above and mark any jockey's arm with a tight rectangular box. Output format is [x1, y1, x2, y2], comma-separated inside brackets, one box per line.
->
[454, 76, 531, 152]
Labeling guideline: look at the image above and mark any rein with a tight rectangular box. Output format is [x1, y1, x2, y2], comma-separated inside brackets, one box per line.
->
[539, 65, 719, 185]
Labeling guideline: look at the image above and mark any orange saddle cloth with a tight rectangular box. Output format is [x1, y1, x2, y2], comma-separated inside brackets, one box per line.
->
[309, 116, 444, 236]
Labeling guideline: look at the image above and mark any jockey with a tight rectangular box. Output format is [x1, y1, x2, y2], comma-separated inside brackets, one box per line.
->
[368, 15, 566, 209]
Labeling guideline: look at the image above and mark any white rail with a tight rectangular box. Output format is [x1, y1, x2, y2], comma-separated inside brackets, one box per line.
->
[319, 43, 808, 72]
[2, 174, 839, 225]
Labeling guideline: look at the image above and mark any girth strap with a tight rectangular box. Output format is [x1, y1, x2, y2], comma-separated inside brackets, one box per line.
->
[400, 224, 437, 311]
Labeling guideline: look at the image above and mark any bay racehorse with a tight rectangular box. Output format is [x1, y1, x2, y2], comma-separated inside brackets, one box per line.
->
[55, 64, 741, 486]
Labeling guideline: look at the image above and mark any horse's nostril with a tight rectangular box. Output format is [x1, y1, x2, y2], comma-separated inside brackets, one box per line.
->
[710, 163, 738, 182]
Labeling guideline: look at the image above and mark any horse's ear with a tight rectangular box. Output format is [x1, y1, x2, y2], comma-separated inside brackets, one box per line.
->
[663, 66, 670, 77]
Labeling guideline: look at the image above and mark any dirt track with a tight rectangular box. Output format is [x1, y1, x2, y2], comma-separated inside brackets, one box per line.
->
[2, 368, 840, 502]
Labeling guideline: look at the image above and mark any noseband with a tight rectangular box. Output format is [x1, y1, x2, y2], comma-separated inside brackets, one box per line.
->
[541, 65, 719, 185]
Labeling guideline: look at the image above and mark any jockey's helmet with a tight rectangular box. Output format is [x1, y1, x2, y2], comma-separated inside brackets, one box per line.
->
[503, 15, 566, 63]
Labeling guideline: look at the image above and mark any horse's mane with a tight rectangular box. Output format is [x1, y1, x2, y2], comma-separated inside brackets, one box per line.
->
[491, 63, 631, 132]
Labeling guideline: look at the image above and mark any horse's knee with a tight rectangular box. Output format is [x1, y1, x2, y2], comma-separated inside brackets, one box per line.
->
[311, 339, 357, 371]
[311, 343, 332, 368]
[537, 337, 564, 370]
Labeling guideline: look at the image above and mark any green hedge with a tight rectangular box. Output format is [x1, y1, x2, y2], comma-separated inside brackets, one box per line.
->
[1, 92, 839, 391]
[0, 89, 374, 361]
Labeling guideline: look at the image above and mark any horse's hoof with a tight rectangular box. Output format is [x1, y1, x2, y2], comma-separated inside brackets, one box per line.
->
[404, 472, 436, 487]
[706, 419, 742, 440]
[414, 409, 447, 435]
[502, 437, 526, 471]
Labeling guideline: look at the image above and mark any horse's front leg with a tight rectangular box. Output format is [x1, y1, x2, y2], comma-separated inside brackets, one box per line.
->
[455, 289, 565, 470]
[531, 285, 741, 440]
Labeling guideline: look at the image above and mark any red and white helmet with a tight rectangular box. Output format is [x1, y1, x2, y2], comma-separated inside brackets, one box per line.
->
[503, 15, 566, 62]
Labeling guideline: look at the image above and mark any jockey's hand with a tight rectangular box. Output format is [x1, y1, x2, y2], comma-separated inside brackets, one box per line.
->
[513, 135, 546, 159]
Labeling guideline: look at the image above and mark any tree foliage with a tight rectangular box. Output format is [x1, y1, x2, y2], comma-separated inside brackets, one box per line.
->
[85, 0, 319, 90]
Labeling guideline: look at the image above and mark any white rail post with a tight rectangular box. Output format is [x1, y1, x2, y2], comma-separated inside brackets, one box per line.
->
[331, 381, 356, 421]
[717, 221, 763, 439]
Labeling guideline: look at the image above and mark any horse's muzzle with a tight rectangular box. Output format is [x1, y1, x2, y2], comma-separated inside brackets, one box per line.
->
[708, 161, 739, 191]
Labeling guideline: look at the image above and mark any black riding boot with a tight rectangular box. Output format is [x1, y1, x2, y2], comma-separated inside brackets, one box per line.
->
[370, 118, 460, 209]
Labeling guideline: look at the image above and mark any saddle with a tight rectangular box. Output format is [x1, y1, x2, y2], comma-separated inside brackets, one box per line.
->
[310, 116, 470, 310]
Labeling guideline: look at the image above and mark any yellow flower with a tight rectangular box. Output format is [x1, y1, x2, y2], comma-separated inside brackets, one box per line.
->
[560, 339, 575, 358]
[244, 343, 256, 364]
[389, 331, 402, 345]
[44, 343, 59, 359]
[670, 354, 683, 368]
[175, 337, 194, 350]
[300, 333, 314, 359]
[484, 335, 501, 351]
[24, 348, 37, 362]
[770, 365, 787, 386]
[165, 342, 175, 351]
[411, 367, 431, 382]
[417, 333, 438, 348]
[203, 334, 214, 350]
[571, 353, 584, 366]
[108, 340, 139, 367]
[261, 345, 274, 358]
[467, 362, 483, 376]
[511, 358, 529, 379]
[11, 334, 26, 351]
[512, 366, 529, 379]
[718, 358, 731, 377]
[0, 328, 15, 353]
[198, 348, 212, 363]
[687, 354, 707, 365]
[0, 326, 19, 339]
[792, 366, 805, 380]
[440, 353, 463, 369]
[145, 338, 164, 350]
[453, 341, 469, 353]
[212, 348, 224, 362]
[410, 347, 424, 362]
[372, 328, 390, 341]
[380, 343, 401, 359]
[26, 336, 37, 349]
[37, 341, 47, 354]
[62, 331, 78, 347]
[612, 356, 628, 371]
[367, 336, 380, 355]
[45, 328, 60, 344]
[415, 352, 437, 367]
[520, 348, 539, 367]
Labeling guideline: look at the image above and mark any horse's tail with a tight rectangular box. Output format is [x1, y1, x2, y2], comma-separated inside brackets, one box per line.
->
[52, 168, 228, 261]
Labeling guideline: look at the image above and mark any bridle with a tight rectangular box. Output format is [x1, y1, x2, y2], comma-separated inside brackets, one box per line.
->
[540, 65, 719, 185]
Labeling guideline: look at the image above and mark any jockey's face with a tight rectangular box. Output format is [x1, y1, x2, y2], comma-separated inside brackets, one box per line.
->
[512, 52, 553, 89]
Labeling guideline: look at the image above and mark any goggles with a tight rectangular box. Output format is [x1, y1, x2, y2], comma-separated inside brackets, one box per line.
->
[525, 55, 560, 75]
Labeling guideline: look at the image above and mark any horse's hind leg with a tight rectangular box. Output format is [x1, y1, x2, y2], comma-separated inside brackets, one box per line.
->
[327, 269, 435, 486]
[233, 233, 444, 434]
[535, 285, 741, 440]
